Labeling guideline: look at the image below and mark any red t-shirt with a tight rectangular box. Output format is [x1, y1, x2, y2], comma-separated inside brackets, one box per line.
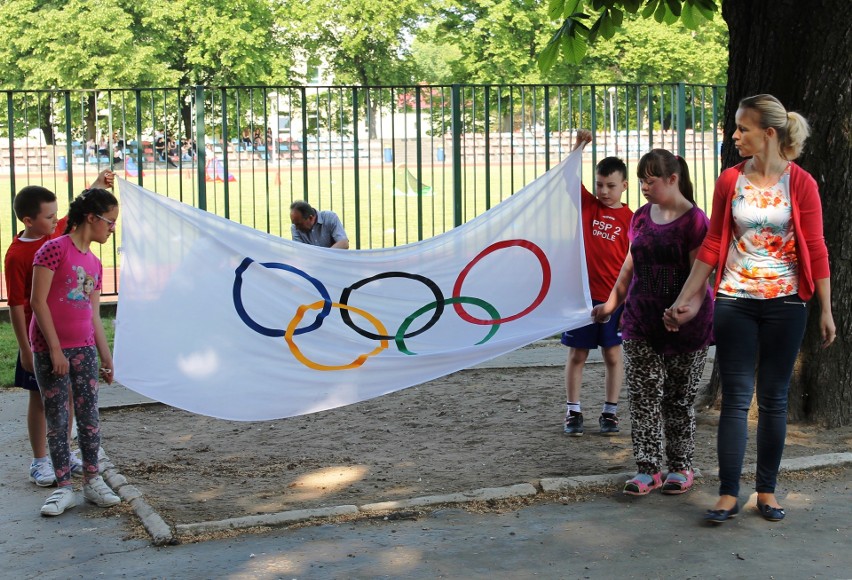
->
[581, 186, 633, 301]
[29, 234, 103, 352]
[4, 216, 69, 327]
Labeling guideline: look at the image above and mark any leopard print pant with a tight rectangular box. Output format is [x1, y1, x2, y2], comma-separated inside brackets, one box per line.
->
[623, 339, 708, 475]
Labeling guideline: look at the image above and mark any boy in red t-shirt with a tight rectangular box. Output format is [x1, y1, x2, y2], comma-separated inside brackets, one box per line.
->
[562, 132, 633, 436]
[5, 171, 114, 485]
[6, 186, 67, 485]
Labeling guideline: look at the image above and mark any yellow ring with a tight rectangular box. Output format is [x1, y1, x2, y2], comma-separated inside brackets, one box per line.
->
[285, 300, 389, 370]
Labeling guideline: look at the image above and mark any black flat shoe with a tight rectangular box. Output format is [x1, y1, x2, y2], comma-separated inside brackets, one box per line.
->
[704, 502, 740, 524]
[756, 501, 786, 522]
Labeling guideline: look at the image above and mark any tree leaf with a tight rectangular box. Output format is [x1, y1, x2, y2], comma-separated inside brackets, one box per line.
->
[538, 34, 562, 72]
[641, 0, 659, 19]
[653, 0, 667, 22]
[599, 11, 616, 39]
[665, 0, 682, 17]
[561, 30, 588, 62]
[548, 0, 564, 20]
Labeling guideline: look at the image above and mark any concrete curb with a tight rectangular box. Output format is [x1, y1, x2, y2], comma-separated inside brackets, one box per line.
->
[100, 451, 177, 546]
[141, 452, 852, 544]
[175, 505, 360, 537]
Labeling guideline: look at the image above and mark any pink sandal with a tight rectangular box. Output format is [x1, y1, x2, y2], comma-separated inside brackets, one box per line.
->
[623, 472, 663, 496]
[662, 469, 694, 495]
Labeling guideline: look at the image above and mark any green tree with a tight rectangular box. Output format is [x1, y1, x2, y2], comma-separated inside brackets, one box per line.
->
[542, 0, 851, 427]
[140, 0, 286, 138]
[282, 0, 423, 137]
[416, 0, 725, 85]
[0, 0, 172, 142]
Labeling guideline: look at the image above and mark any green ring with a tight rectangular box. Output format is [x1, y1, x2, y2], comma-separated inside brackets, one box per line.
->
[396, 296, 501, 355]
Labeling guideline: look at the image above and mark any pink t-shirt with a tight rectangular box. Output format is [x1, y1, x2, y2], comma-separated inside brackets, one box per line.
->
[29, 235, 103, 353]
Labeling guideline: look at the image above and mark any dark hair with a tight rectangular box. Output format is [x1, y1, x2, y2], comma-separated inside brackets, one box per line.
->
[13, 185, 56, 221]
[596, 157, 628, 181]
[636, 149, 694, 204]
[289, 200, 315, 219]
[65, 188, 119, 234]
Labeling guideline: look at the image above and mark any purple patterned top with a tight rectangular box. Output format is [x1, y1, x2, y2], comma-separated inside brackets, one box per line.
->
[621, 203, 714, 354]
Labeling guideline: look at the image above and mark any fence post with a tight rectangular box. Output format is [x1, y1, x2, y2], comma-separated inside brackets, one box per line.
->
[677, 82, 687, 157]
[352, 87, 361, 249]
[300, 86, 309, 201]
[451, 84, 462, 227]
[484, 86, 491, 210]
[415, 85, 424, 241]
[543, 86, 551, 169]
[6, 92, 16, 234]
[195, 85, 207, 211]
[63, 91, 74, 200]
[220, 87, 230, 220]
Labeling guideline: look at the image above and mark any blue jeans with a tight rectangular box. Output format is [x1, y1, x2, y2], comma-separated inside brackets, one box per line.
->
[714, 294, 808, 498]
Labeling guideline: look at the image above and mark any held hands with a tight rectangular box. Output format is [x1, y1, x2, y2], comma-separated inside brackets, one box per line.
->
[663, 293, 704, 331]
[591, 303, 612, 324]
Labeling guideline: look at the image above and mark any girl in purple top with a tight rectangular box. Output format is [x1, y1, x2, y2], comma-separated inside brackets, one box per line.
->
[31, 188, 121, 517]
[593, 149, 713, 497]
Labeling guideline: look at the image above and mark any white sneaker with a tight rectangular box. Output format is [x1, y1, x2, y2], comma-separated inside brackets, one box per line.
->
[29, 458, 56, 487]
[40, 487, 77, 517]
[70, 450, 84, 477]
[83, 476, 120, 507]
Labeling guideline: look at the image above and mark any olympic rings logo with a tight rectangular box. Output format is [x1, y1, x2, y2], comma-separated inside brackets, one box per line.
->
[232, 239, 552, 371]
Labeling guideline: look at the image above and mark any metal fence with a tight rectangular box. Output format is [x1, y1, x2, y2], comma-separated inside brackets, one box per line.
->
[1, 82, 726, 302]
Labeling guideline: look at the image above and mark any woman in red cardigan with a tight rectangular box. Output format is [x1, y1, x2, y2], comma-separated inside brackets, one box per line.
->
[663, 94, 835, 524]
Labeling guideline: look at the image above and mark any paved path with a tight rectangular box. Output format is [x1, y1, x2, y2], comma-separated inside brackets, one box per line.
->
[2, 341, 849, 579]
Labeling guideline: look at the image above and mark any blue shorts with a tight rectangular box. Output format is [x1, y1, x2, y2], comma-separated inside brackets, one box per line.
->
[14, 351, 40, 392]
[561, 302, 624, 350]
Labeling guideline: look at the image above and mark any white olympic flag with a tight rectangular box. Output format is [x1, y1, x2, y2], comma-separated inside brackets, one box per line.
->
[113, 149, 591, 420]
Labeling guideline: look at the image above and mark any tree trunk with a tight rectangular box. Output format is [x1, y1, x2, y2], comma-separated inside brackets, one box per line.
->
[716, 0, 852, 426]
[38, 95, 55, 145]
[86, 94, 97, 142]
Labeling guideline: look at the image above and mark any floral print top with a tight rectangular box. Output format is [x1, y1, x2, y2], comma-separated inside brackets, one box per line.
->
[719, 167, 798, 299]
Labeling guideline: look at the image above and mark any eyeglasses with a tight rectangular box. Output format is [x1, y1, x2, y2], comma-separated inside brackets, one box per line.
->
[95, 214, 117, 230]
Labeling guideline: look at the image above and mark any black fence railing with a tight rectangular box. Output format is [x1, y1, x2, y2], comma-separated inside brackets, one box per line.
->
[1, 83, 726, 302]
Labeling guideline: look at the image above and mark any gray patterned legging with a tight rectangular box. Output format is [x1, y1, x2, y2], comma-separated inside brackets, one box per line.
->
[34, 346, 101, 486]
[623, 339, 708, 475]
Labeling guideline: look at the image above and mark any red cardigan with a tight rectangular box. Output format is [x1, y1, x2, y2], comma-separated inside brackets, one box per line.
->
[696, 161, 830, 301]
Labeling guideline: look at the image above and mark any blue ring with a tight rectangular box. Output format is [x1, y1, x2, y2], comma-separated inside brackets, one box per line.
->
[233, 257, 331, 337]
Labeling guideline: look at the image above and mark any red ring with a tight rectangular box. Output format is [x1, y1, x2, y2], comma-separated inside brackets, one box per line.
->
[452, 239, 551, 324]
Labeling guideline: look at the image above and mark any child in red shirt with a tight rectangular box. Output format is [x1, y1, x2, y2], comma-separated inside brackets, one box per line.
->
[562, 131, 633, 436]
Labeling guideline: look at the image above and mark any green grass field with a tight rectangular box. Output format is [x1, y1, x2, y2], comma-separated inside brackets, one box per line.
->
[1, 152, 721, 295]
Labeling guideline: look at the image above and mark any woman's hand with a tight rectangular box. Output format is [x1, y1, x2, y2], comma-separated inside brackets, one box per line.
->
[663, 293, 704, 331]
[820, 310, 836, 348]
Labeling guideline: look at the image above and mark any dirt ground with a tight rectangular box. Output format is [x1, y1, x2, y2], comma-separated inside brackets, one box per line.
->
[101, 361, 852, 526]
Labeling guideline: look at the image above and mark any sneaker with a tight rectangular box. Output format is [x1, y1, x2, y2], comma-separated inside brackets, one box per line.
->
[563, 411, 584, 436]
[599, 413, 620, 435]
[83, 475, 121, 507]
[70, 450, 84, 477]
[29, 459, 56, 487]
[40, 487, 77, 517]
[661, 469, 694, 495]
[623, 472, 663, 496]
